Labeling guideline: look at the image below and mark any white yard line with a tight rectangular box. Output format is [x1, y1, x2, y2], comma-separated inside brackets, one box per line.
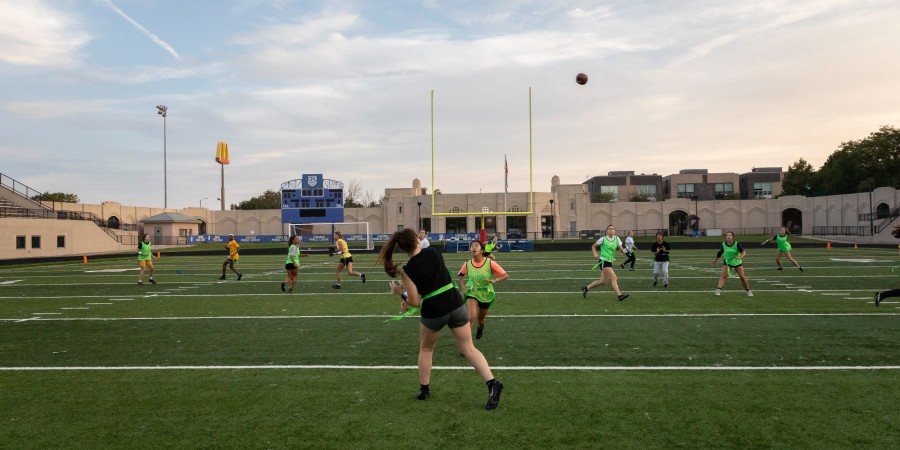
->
[1, 364, 897, 372]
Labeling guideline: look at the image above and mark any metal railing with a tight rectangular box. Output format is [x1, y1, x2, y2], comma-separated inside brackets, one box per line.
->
[0, 172, 53, 210]
[812, 226, 872, 236]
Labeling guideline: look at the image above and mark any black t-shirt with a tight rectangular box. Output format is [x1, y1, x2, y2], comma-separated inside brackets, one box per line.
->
[651, 241, 671, 262]
[403, 247, 463, 318]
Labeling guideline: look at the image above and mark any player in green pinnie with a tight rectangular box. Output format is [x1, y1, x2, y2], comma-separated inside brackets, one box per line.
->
[712, 231, 752, 297]
[582, 225, 629, 301]
[762, 226, 803, 271]
[458, 240, 509, 340]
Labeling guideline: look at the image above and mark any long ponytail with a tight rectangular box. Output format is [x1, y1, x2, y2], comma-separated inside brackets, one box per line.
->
[377, 228, 418, 278]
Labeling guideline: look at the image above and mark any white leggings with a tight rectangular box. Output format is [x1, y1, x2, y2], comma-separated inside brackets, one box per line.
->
[653, 261, 669, 284]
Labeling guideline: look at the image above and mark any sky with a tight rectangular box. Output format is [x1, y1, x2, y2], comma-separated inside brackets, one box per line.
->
[1, 0, 898, 210]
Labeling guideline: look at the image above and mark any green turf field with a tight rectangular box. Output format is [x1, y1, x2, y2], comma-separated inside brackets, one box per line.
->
[1, 246, 898, 449]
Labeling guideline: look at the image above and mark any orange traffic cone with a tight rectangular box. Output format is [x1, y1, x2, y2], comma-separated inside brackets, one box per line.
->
[157, 251, 161, 258]
[83, 255, 88, 264]
[826, 242, 831, 250]
[854, 243, 858, 249]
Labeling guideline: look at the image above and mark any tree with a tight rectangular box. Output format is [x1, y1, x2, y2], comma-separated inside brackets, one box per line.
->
[781, 158, 815, 196]
[815, 125, 899, 195]
[627, 192, 652, 202]
[591, 192, 616, 203]
[32, 192, 79, 203]
[231, 190, 281, 210]
[344, 179, 365, 208]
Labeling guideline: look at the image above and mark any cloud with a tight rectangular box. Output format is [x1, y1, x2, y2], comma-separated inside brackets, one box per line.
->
[0, 1, 90, 66]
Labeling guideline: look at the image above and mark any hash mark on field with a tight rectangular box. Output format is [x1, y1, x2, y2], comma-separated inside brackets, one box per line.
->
[60, 307, 89, 310]
[1, 365, 898, 372]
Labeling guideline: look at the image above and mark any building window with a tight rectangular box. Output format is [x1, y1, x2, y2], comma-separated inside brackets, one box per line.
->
[676, 184, 695, 198]
[449, 206, 462, 214]
[31, 236, 41, 249]
[601, 185, 618, 202]
[509, 205, 522, 213]
[638, 185, 657, 201]
[481, 206, 491, 213]
[399, 204, 403, 214]
[753, 182, 773, 199]
[57, 236, 65, 248]
[714, 183, 734, 199]
[16, 236, 25, 249]
[570, 200, 575, 211]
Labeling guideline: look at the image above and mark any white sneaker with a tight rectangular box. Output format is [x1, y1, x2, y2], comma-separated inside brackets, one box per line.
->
[746, 290, 753, 297]
[715, 289, 721, 296]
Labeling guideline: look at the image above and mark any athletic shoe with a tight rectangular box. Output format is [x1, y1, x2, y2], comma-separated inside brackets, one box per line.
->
[280, 282, 285, 292]
[664, 283, 668, 288]
[218, 275, 226, 280]
[799, 267, 804, 272]
[237, 273, 243, 281]
[288, 288, 293, 293]
[486, 380, 503, 410]
[617, 294, 629, 301]
[776, 267, 783, 271]
[581, 286, 588, 298]
[875, 292, 881, 307]
[620, 264, 625, 269]
[149, 278, 157, 285]
[360, 273, 366, 283]
[653, 281, 657, 287]
[476, 326, 484, 340]
[332, 284, 342, 289]
[417, 385, 430, 400]
[746, 290, 753, 297]
[715, 289, 721, 296]
[138, 281, 143, 285]
[629, 267, 634, 271]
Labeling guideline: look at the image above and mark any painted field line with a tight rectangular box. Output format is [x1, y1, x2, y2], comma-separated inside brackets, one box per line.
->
[2, 312, 896, 322]
[60, 307, 89, 310]
[1, 365, 897, 372]
[86, 302, 112, 305]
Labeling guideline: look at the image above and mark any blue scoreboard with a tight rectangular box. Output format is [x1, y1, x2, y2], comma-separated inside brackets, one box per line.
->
[281, 174, 345, 224]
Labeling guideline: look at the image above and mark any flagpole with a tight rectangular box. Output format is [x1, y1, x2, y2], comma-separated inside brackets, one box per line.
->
[504, 154, 508, 213]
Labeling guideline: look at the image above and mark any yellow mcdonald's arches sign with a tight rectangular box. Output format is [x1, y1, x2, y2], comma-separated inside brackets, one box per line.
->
[215, 141, 230, 165]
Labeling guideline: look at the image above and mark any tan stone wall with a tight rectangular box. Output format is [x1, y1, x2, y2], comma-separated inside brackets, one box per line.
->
[0, 218, 129, 259]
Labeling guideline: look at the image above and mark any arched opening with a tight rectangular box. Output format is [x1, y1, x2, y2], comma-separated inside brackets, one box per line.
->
[782, 208, 802, 234]
[198, 220, 207, 235]
[876, 202, 890, 219]
[108, 216, 120, 230]
[668, 210, 689, 236]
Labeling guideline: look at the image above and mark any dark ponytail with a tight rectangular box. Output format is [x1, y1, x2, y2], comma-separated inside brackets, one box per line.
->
[377, 228, 419, 278]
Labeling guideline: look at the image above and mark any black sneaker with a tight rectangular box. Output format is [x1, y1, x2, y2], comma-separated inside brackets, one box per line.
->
[288, 288, 293, 293]
[218, 275, 226, 280]
[281, 282, 285, 292]
[618, 294, 629, 301]
[581, 286, 588, 298]
[417, 385, 430, 400]
[653, 281, 657, 287]
[476, 326, 484, 340]
[138, 281, 143, 285]
[776, 267, 783, 271]
[360, 273, 366, 283]
[237, 273, 243, 281]
[149, 278, 157, 285]
[332, 284, 342, 289]
[486, 380, 503, 410]
[875, 292, 882, 307]
[664, 283, 668, 288]
[620, 264, 625, 269]
[799, 267, 804, 272]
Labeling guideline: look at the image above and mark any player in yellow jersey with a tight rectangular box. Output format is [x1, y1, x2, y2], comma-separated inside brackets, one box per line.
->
[332, 231, 365, 289]
[220, 234, 243, 280]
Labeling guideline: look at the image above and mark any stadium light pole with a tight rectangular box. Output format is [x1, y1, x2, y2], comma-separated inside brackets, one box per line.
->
[549, 199, 554, 240]
[199, 197, 208, 208]
[156, 105, 168, 209]
[417, 201, 422, 230]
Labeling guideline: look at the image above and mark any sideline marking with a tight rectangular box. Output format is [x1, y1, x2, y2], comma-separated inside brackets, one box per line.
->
[1, 365, 897, 372]
[0, 280, 24, 285]
[2, 312, 896, 322]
